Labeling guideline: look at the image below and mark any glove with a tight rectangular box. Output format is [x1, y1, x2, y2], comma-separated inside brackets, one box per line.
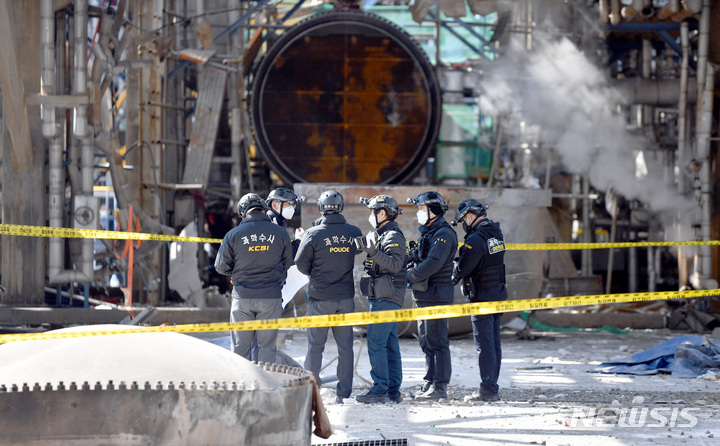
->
[294, 227, 304, 240]
[354, 232, 377, 253]
[451, 259, 461, 286]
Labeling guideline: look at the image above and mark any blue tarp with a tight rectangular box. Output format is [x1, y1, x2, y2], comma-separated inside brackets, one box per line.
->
[591, 335, 720, 378]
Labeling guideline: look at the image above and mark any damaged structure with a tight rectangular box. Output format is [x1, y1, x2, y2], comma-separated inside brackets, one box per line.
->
[0, 0, 719, 444]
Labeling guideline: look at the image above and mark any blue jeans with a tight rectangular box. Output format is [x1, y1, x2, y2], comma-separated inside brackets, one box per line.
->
[304, 299, 355, 398]
[472, 313, 502, 395]
[367, 299, 402, 395]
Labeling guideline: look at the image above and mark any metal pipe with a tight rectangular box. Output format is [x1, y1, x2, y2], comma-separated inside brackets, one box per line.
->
[48, 127, 66, 282]
[632, 0, 651, 13]
[693, 64, 717, 289]
[74, 0, 88, 139]
[684, 0, 702, 13]
[41, 0, 56, 138]
[612, 77, 697, 106]
[44, 1, 91, 285]
[605, 196, 618, 294]
[695, 0, 710, 121]
[610, 0, 620, 25]
[43, 0, 63, 282]
[229, 0, 243, 205]
[81, 129, 94, 280]
[76, 0, 92, 284]
[677, 22, 689, 196]
[599, 0, 609, 25]
[647, 246, 656, 292]
[642, 39, 652, 79]
[525, 0, 532, 51]
[581, 177, 593, 277]
[629, 237, 637, 293]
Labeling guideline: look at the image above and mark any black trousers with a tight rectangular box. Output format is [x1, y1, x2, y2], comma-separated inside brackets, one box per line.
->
[472, 312, 502, 395]
[416, 300, 451, 388]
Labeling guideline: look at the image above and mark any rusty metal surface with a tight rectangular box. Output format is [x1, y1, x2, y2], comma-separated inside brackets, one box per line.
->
[182, 68, 228, 188]
[251, 11, 441, 185]
[179, 48, 218, 65]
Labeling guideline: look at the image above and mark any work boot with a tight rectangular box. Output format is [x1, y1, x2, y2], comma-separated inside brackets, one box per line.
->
[414, 384, 448, 402]
[335, 395, 345, 404]
[414, 381, 432, 397]
[465, 391, 500, 402]
[356, 391, 390, 404]
[389, 392, 403, 404]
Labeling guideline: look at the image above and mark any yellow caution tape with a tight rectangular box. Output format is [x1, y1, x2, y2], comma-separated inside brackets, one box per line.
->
[2, 223, 720, 250]
[1, 288, 717, 344]
[0, 223, 220, 244]
[506, 241, 720, 250]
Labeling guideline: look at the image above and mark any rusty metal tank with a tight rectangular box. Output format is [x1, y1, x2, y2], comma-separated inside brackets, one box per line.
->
[0, 325, 313, 446]
[250, 9, 441, 185]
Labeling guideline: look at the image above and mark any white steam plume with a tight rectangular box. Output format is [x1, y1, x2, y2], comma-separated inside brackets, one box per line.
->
[479, 36, 695, 217]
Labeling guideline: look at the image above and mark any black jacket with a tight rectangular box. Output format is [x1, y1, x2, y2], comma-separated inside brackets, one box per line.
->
[456, 219, 508, 302]
[267, 209, 300, 257]
[294, 213, 363, 301]
[215, 212, 293, 299]
[407, 216, 457, 304]
[363, 220, 407, 307]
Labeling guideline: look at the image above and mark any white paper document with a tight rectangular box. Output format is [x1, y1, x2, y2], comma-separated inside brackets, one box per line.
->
[282, 265, 309, 308]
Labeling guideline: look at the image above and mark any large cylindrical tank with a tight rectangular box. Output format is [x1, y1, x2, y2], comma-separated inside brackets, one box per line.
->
[0, 326, 314, 446]
[250, 10, 442, 184]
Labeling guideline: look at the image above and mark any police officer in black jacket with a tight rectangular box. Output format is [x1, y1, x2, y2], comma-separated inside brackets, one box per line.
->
[406, 191, 458, 402]
[354, 195, 407, 404]
[295, 190, 362, 404]
[452, 199, 507, 402]
[215, 193, 293, 364]
[266, 187, 306, 257]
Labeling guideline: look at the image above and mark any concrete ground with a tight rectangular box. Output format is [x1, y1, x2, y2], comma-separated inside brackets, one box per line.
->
[275, 327, 720, 446]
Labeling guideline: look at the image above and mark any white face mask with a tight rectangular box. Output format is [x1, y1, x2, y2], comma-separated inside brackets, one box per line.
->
[368, 213, 377, 229]
[281, 205, 295, 220]
[417, 209, 428, 225]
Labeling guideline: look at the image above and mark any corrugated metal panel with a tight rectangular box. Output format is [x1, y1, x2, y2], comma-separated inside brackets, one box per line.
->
[181, 67, 227, 188]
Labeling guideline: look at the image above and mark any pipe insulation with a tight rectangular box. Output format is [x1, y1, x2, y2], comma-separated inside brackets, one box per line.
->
[81, 129, 94, 279]
[610, 0, 620, 25]
[599, 0, 609, 25]
[74, 0, 88, 139]
[695, 0, 709, 117]
[75, 0, 93, 281]
[40, 0, 56, 138]
[43, 0, 62, 280]
[44, 0, 91, 284]
[613, 77, 697, 106]
[697, 64, 715, 285]
[677, 22, 689, 195]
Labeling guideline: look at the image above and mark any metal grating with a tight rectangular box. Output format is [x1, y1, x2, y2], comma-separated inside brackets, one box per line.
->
[316, 439, 408, 446]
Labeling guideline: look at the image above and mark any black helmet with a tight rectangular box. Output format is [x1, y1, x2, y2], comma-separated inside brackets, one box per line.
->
[407, 191, 449, 213]
[317, 190, 344, 214]
[237, 193, 268, 216]
[267, 187, 306, 205]
[454, 199, 488, 223]
[360, 195, 403, 219]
